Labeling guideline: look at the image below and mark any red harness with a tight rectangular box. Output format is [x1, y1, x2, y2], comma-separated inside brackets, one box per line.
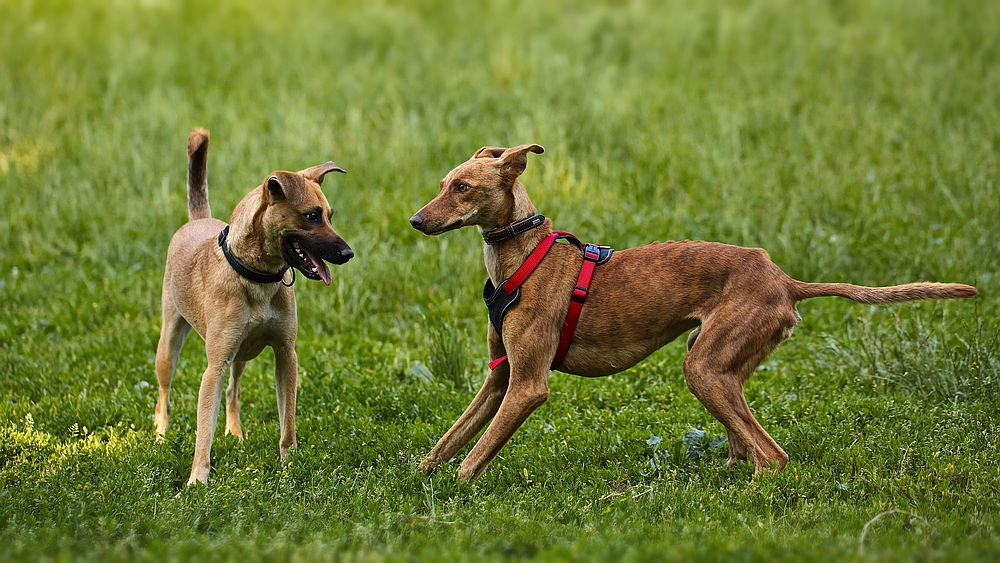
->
[487, 231, 609, 371]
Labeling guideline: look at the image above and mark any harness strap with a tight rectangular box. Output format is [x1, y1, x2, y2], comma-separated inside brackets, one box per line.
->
[551, 244, 601, 369]
[500, 231, 563, 293]
[487, 231, 606, 372]
[488, 355, 508, 370]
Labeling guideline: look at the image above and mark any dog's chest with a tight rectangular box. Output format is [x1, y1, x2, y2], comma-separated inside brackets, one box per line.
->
[234, 292, 292, 361]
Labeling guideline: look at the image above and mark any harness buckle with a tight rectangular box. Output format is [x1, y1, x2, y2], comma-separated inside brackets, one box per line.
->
[583, 244, 601, 262]
[572, 285, 589, 302]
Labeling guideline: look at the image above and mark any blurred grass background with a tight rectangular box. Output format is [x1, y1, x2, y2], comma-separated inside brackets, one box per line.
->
[1, 0, 998, 560]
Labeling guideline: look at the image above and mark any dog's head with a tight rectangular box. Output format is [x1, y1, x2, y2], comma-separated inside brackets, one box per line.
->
[409, 144, 544, 235]
[260, 163, 353, 285]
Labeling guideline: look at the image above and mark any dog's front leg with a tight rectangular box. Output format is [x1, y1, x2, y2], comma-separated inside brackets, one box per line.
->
[457, 352, 549, 481]
[273, 343, 298, 459]
[188, 357, 232, 485]
[188, 320, 246, 485]
[420, 326, 509, 475]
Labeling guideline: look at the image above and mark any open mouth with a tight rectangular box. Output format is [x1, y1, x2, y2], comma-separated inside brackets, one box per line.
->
[281, 235, 335, 285]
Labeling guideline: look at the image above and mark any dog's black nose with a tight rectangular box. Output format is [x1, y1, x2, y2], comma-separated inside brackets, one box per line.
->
[340, 247, 354, 261]
[409, 214, 424, 229]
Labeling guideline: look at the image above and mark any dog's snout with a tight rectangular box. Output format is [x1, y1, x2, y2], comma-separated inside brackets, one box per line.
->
[409, 213, 425, 230]
[340, 246, 354, 262]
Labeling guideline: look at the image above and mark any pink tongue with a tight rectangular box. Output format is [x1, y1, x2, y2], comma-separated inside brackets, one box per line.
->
[307, 253, 331, 285]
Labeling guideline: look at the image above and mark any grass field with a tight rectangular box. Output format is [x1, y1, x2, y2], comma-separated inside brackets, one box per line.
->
[1, 0, 999, 560]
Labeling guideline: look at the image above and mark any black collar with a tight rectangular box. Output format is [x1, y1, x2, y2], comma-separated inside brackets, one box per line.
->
[482, 213, 546, 245]
[217, 225, 290, 285]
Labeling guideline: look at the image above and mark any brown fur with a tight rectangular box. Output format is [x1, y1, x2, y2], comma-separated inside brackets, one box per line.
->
[410, 144, 978, 481]
[155, 128, 353, 485]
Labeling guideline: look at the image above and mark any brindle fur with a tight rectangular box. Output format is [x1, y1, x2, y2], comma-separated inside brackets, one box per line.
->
[409, 144, 978, 481]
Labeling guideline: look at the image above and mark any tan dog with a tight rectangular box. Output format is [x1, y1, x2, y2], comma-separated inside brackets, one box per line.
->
[154, 128, 354, 485]
[409, 144, 978, 481]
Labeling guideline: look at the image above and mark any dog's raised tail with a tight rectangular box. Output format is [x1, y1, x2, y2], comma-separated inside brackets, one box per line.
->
[790, 280, 978, 305]
[187, 127, 211, 221]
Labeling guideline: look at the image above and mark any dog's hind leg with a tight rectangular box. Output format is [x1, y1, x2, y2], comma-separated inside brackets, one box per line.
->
[154, 300, 190, 440]
[682, 311, 794, 474]
[724, 428, 750, 468]
[420, 326, 510, 475]
[274, 344, 298, 459]
[683, 359, 787, 473]
[225, 361, 247, 440]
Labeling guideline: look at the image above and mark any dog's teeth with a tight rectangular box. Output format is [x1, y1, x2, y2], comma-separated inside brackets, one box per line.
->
[293, 241, 300, 249]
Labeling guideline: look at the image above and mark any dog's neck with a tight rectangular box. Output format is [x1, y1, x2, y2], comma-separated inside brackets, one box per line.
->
[480, 183, 552, 285]
[226, 191, 288, 276]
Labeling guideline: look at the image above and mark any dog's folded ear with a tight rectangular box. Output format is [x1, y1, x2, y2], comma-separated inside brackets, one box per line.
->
[299, 162, 347, 186]
[498, 144, 545, 179]
[473, 146, 507, 159]
[266, 172, 309, 206]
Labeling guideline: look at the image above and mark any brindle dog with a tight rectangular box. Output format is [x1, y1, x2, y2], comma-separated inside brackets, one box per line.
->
[410, 144, 977, 481]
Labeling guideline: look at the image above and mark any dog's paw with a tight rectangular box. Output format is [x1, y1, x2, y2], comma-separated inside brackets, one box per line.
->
[751, 453, 789, 476]
[187, 471, 209, 486]
[457, 465, 476, 482]
[225, 425, 245, 441]
[417, 457, 440, 475]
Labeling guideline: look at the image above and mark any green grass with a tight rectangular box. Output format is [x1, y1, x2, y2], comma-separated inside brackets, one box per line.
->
[1, 0, 999, 560]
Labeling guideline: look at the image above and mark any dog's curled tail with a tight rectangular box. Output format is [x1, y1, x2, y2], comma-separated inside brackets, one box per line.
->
[187, 127, 211, 221]
[790, 280, 978, 305]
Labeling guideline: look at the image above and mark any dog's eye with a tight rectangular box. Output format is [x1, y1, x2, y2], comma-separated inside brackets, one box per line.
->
[304, 211, 321, 223]
[455, 183, 470, 193]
